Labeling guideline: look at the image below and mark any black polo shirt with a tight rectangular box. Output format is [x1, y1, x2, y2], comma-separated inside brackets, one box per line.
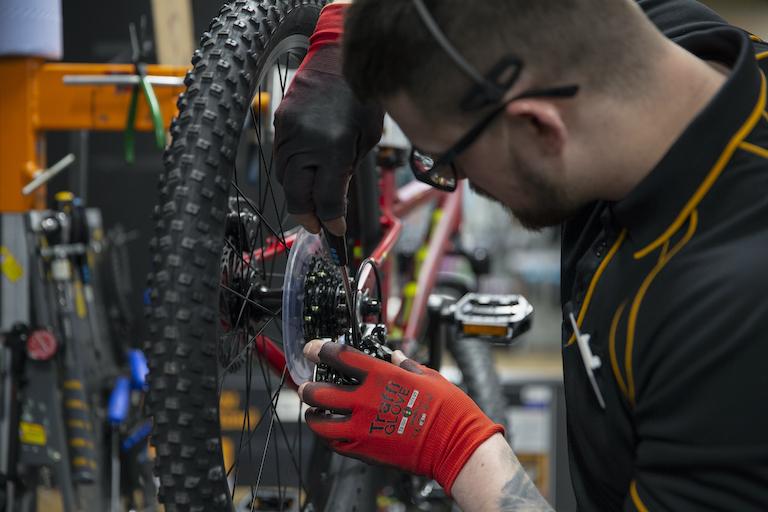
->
[560, 4, 768, 511]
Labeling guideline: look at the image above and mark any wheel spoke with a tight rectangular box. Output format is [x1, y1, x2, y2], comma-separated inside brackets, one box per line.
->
[217, 47, 311, 511]
[249, 108, 285, 251]
[217, 316, 278, 386]
[222, 315, 309, 498]
[225, 370, 281, 478]
[231, 180, 288, 249]
[223, 234, 262, 279]
[219, 282, 279, 318]
[251, 370, 282, 510]
[253, 83, 284, 287]
[251, 343, 310, 503]
[252, 55, 292, 252]
[227, 320, 312, 505]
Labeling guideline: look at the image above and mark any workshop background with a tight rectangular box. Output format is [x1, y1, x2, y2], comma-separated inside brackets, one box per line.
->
[0, 1, 765, 511]
[46, 0, 768, 356]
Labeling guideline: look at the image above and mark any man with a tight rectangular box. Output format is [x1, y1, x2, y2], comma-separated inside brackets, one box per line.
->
[274, 0, 768, 510]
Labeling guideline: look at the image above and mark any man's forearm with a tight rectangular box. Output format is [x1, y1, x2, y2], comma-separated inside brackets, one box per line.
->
[452, 434, 554, 512]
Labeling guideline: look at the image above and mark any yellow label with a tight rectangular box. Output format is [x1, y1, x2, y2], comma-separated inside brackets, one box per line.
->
[64, 380, 83, 390]
[414, 247, 428, 275]
[401, 281, 418, 323]
[20, 422, 47, 446]
[220, 407, 261, 431]
[0, 246, 24, 283]
[69, 437, 95, 449]
[403, 281, 418, 299]
[431, 208, 444, 232]
[74, 279, 87, 319]
[219, 390, 241, 410]
[54, 191, 75, 203]
[87, 252, 97, 270]
[463, 324, 509, 338]
[222, 436, 234, 473]
[67, 419, 92, 431]
[220, 387, 263, 433]
[65, 399, 87, 410]
[72, 456, 97, 470]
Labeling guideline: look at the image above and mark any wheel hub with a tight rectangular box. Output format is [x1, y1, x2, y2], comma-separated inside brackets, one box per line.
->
[218, 201, 268, 372]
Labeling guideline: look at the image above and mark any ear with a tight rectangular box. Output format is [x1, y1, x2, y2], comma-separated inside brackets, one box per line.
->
[504, 100, 567, 155]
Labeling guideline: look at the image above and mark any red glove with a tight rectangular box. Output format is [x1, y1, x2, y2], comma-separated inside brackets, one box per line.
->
[301, 3, 345, 66]
[300, 341, 505, 495]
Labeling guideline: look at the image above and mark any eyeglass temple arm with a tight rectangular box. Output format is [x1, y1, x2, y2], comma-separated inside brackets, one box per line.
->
[411, 0, 490, 88]
[515, 85, 581, 100]
[433, 84, 580, 168]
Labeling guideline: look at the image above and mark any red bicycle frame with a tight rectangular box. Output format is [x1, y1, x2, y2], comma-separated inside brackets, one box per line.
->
[252, 165, 463, 388]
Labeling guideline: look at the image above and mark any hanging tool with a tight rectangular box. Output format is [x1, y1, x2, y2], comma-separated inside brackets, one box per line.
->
[322, 230, 361, 347]
[54, 193, 104, 379]
[21, 154, 77, 196]
[107, 376, 130, 512]
[40, 208, 100, 484]
[124, 17, 166, 164]
[70, 196, 122, 374]
[1, 325, 26, 512]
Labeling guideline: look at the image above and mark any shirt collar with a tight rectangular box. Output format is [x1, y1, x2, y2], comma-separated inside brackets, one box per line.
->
[611, 27, 766, 257]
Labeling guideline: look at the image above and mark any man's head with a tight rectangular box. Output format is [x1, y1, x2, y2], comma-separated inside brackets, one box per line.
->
[343, 0, 665, 229]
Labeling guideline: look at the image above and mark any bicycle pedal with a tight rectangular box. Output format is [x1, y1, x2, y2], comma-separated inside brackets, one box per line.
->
[453, 293, 533, 344]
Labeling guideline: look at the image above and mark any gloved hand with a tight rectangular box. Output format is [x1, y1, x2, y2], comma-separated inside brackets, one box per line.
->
[274, 4, 385, 236]
[298, 340, 505, 496]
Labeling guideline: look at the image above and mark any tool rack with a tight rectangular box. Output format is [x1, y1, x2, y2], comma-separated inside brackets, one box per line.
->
[0, 57, 186, 511]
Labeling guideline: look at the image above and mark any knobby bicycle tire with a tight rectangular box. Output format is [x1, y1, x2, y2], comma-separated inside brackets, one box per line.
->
[435, 281, 509, 430]
[144, 1, 381, 511]
[449, 337, 508, 429]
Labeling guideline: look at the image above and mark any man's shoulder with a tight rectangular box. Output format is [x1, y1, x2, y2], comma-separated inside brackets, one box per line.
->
[664, 222, 768, 297]
[637, 0, 729, 40]
[632, 205, 768, 368]
[624, 208, 768, 418]
[656, 126, 768, 306]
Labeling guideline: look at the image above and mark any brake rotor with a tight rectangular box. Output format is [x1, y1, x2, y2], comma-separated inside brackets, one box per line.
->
[282, 229, 351, 385]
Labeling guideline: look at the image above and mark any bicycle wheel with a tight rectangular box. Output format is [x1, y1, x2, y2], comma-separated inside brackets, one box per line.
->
[145, 1, 381, 511]
[449, 338, 508, 429]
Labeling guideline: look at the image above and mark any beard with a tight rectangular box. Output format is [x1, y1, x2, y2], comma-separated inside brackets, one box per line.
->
[468, 151, 580, 231]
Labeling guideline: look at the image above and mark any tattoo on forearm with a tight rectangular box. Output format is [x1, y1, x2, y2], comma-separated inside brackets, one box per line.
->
[498, 465, 554, 512]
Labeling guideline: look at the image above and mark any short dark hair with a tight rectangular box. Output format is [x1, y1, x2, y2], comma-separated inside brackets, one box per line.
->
[343, 0, 654, 119]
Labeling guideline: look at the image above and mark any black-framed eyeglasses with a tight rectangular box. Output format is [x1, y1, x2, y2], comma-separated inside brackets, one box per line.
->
[409, 85, 579, 192]
[408, 0, 580, 192]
